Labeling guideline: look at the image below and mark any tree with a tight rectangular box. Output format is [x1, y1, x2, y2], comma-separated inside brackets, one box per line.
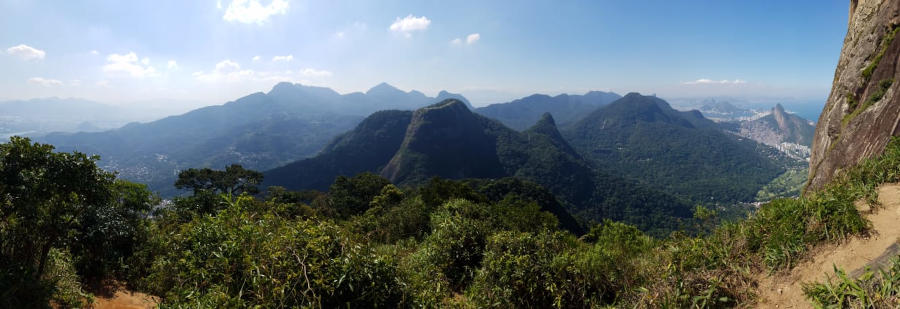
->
[175, 164, 263, 196]
[0, 137, 114, 280]
[328, 172, 391, 217]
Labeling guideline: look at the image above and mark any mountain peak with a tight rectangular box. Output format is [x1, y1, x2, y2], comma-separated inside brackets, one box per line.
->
[425, 98, 470, 111]
[537, 112, 556, 126]
[366, 82, 402, 95]
[269, 81, 297, 93]
[773, 103, 786, 114]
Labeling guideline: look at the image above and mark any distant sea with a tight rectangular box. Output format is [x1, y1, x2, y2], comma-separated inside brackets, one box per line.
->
[781, 102, 825, 123]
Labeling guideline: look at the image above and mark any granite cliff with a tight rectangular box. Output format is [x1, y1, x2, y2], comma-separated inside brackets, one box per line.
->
[808, 0, 900, 190]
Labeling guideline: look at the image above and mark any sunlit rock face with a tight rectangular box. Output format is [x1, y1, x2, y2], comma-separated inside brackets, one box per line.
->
[807, 0, 900, 191]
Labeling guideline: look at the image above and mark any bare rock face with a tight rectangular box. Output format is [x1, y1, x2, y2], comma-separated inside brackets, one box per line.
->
[807, 0, 900, 191]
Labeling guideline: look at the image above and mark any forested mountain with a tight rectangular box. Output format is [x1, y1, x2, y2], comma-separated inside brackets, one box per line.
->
[563, 93, 798, 204]
[39, 83, 468, 195]
[475, 91, 621, 130]
[266, 99, 693, 234]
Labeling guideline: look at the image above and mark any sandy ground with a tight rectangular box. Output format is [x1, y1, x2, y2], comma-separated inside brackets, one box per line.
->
[92, 289, 159, 309]
[756, 184, 900, 308]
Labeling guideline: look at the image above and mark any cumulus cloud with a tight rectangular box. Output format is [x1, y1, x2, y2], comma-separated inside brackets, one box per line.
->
[28, 77, 63, 87]
[193, 59, 256, 82]
[7, 44, 46, 61]
[252, 55, 261, 62]
[90, 50, 99, 55]
[167, 60, 179, 70]
[389, 14, 430, 37]
[466, 33, 480, 44]
[683, 79, 747, 85]
[103, 52, 158, 78]
[223, 0, 289, 24]
[451, 33, 480, 45]
[194, 59, 331, 83]
[272, 54, 293, 62]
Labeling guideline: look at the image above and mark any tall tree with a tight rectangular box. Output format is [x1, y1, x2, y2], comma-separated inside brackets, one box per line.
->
[175, 164, 263, 196]
[0, 137, 114, 279]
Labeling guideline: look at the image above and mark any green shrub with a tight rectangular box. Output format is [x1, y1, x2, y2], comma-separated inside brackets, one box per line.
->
[142, 195, 402, 307]
[804, 259, 900, 308]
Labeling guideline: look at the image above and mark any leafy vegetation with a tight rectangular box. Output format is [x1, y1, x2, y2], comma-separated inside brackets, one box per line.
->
[0, 137, 156, 307]
[861, 26, 899, 82]
[6, 135, 900, 308]
[804, 258, 900, 308]
[843, 78, 894, 126]
[755, 167, 808, 201]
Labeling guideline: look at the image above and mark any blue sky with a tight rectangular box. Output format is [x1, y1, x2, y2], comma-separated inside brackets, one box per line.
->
[1, 0, 849, 107]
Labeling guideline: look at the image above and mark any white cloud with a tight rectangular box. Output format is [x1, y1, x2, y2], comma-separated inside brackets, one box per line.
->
[683, 78, 747, 85]
[389, 14, 430, 37]
[335, 31, 345, 39]
[222, 0, 289, 24]
[167, 60, 179, 70]
[194, 59, 332, 83]
[300, 68, 332, 77]
[451, 33, 481, 46]
[194, 59, 254, 82]
[252, 55, 261, 62]
[272, 54, 293, 62]
[70, 79, 82, 86]
[103, 52, 158, 78]
[466, 33, 480, 45]
[96, 80, 111, 87]
[28, 77, 62, 87]
[6, 44, 46, 61]
[90, 50, 99, 55]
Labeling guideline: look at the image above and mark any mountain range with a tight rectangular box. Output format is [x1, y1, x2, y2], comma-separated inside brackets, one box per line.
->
[474, 91, 621, 130]
[38, 82, 469, 195]
[265, 99, 694, 234]
[562, 93, 800, 203]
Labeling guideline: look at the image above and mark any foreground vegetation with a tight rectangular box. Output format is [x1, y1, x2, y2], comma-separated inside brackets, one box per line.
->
[4, 136, 900, 307]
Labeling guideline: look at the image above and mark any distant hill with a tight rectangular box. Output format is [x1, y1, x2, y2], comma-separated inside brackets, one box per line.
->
[696, 99, 757, 121]
[39, 82, 467, 196]
[0, 98, 179, 135]
[265, 99, 694, 234]
[475, 91, 621, 130]
[563, 93, 797, 204]
[738, 104, 815, 147]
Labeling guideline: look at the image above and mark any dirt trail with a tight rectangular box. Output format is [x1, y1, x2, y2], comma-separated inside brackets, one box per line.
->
[92, 289, 158, 309]
[757, 184, 900, 308]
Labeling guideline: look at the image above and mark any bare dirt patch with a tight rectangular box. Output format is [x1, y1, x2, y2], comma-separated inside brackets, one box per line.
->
[756, 184, 900, 308]
[92, 287, 158, 309]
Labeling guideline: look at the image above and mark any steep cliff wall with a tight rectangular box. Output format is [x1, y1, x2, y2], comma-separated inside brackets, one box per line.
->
[808, 0, 900, 191]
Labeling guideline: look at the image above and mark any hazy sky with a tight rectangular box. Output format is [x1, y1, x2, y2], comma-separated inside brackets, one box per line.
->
[1, 0, 849, 107]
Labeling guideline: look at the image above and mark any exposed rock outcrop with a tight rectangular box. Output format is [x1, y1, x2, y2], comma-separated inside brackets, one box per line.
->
[807, 0, 900, 191]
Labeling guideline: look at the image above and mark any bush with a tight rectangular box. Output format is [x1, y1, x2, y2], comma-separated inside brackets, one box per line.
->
[142, 195, 402, 307]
